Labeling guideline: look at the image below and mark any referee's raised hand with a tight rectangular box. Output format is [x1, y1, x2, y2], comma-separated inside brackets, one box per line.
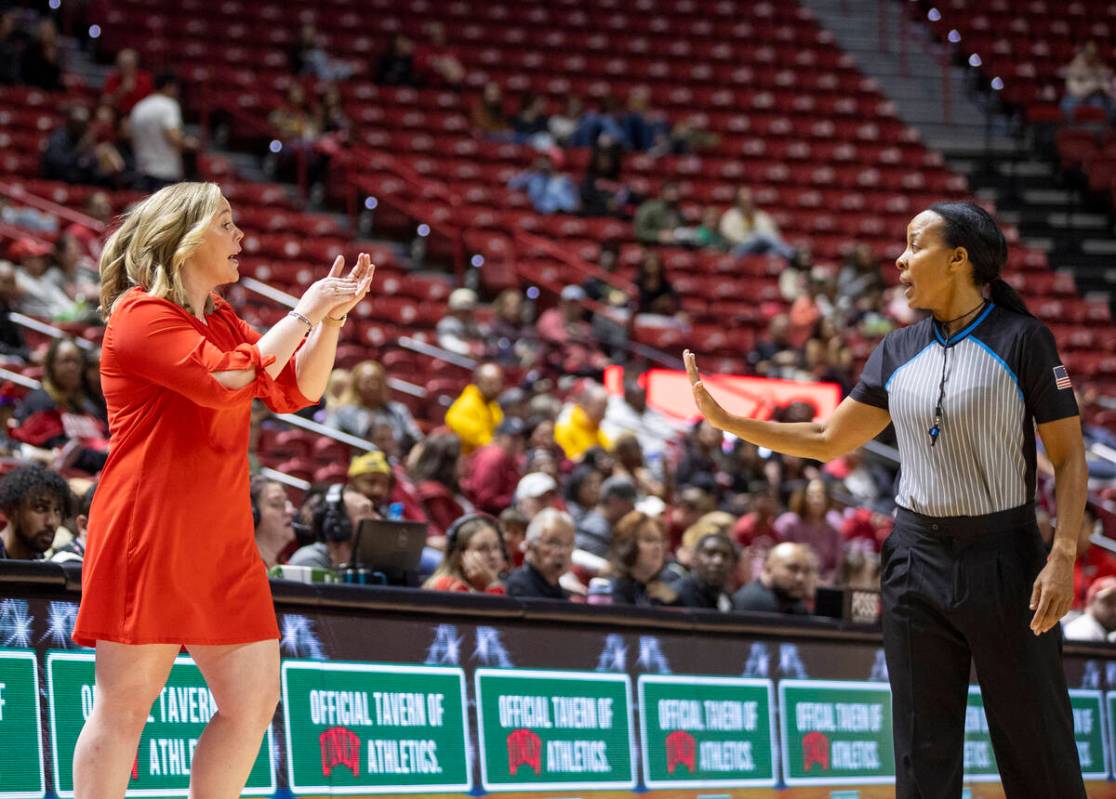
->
[1029, 552, 1075, 636]
[684, 350, 728, 428]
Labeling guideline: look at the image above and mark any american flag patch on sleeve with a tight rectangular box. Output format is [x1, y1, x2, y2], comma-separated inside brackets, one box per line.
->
[1053, 365, 1072, 390]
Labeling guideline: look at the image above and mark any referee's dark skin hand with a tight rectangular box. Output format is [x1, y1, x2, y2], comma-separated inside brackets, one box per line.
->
[1030, 415, 1088, 635]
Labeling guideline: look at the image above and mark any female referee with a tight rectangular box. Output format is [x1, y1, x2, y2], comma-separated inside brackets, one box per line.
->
[71, 182, 374, 797]
[686, 201, 1087, 798]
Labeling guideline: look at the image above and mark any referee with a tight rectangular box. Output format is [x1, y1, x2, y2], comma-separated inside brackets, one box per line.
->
[686, 201, 1087, 798]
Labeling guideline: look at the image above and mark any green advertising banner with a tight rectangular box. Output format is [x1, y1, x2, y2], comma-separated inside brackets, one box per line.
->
[968, 687, 1108, 781]
[778, 679, 894, 786]
[0, 650, 44, 799]
[475, 667, 635, 792]
[281, 660, 470, 795]
[638, 674, 777, 789]
[46, 652, 275, 797]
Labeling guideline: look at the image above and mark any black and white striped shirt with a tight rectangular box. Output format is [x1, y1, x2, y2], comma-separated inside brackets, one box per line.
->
[851, 304, 1079, 518]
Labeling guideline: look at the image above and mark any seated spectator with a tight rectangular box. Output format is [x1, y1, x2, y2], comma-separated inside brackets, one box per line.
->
[555, 382, 612, 461]
[693, 206, 729, 250]
[582, 239, 622, 303]
[609, 510, 676, 606]
[672, 531, 738, 611]
[836, 243, 884, 311]
[634, 250, 677, 316]
[580, 137, 632, 218]
[472, 82, 511, 136]
[487, 289, 534, 364]
[634, 181, 686, 245]
[269, 82, 321, 144]
[733, 542, 816, 615]
[564, 463, 603, 525]
[376, 34, 417, 86]
[62, 191, 114, 262]
[536, 286, 610, 374]
[21, 18, 62, 90]
[602, 378, 679, 474]
[288, 24, 351, 81]
[0, 262, 28, 360]
[837, 537, 881, 590]
[675, 420, 730, 496]
[463, 417, 527, 515]
[611, 433, 665, 498]
[424, 514, 508, 594]
[508, 154, 579, 214]
[1061, 41, 1116, 120]
[575, 475, 637, 557]
[505, 507, 575, 599]
[1065, 575, 1116, 641]
[513, 471, 560, 519]
[51, 482, 95, 563]
[445, 363, 505, 454]
[666, 486, 716, 552]
[719, 187, 795, 260]
[0, 11, 21, 85]
[326, 360, 422, 454]
[548, 96, 585, 146]
[51, 233, 100, 317]
[1073, 507, 1116, 609]
[0, 465, 72, 559]
[748, 313, 801, 378]
[42, 106, 124, 186]
[437, 288, 486, 356]
[512, 93, 553, 148]
[774, 478, 842, 583]
[12, 338, 109, 474]
[499, 508, 528, 568]
[130, 71, 196, 190]
[734, 487, 782, 583]
[102, 48, 153, 115]
[289, 485, 375, 570]
[411, 432, 474, 542]
[414, 21, 465, 87]
[347, 449, 426, 522]
[570, 94, 627, 148]
[251, 476, 296, 569]
[621, 86, 671, 152]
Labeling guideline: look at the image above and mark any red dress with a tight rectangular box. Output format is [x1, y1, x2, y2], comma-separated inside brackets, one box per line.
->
[73, 289, 312, 647]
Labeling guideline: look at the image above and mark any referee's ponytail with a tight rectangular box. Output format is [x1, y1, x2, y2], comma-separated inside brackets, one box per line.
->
[930, 201, 1032, 317]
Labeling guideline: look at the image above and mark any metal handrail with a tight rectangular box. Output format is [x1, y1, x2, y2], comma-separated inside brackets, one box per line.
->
[9, 313, 96, 351]
[0, 182, 107, 232]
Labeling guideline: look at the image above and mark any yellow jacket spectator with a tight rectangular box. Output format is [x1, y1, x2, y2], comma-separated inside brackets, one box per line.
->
[444, 363, 504, 453]
[555, 382, 611, 460]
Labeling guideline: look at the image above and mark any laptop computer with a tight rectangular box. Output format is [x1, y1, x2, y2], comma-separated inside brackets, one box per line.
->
[352, 518, 427, 573]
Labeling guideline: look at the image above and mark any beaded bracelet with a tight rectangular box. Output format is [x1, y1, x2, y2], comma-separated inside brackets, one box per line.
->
[287, 310, 313, 334]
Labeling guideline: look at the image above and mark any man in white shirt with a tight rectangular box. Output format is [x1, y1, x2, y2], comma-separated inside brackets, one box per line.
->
[1064, 575, 1116, 641]
[129, 71, 194, 189]
[718, 187, 795, 260]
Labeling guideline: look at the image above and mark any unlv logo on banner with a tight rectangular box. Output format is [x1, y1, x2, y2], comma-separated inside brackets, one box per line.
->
[665, 730, 696, 774]
[506, 728, 542, 776]
[803, 731, 831, 772]
[320, 726, 361, 777]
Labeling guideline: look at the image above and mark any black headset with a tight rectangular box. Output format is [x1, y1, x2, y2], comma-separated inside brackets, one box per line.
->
[314, 483, 354, 543]
[249, 475, 266, 529]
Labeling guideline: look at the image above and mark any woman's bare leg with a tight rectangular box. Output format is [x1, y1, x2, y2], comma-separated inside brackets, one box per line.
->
[185, 639, 279, 799]
[72, 641, 179, 799]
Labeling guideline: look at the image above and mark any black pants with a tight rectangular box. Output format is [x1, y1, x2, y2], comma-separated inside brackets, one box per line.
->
[881, 503, 1086, 799]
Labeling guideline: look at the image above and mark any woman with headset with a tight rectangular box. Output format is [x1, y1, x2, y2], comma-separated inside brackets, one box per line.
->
[424, 514, 509, 594]
[685, 202, 1088, 798]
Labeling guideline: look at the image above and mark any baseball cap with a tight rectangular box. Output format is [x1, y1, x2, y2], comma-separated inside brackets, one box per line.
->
[1087, 576, 1116, 606]
[447, 287, 478, 311]
[8, 237, 51, 260]
[496, 417, 526, 437]
[348, 450, 391, 478]
[515, 471, 557, 502]
[560, 284, 586, 302]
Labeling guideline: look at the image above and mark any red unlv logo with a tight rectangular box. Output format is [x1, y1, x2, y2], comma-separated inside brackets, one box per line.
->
[320, 726, 361, 777]
[803, 731, 831, 772]
[665, 730, 697, 774]
[506, 728, 542, 776]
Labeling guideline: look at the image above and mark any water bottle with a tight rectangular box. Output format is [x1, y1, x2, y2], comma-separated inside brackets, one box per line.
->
[587, 577, 613, 605]
[388, 502, 404, 520]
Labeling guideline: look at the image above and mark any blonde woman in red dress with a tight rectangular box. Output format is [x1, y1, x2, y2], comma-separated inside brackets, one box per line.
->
[71, 181, 374, 797]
